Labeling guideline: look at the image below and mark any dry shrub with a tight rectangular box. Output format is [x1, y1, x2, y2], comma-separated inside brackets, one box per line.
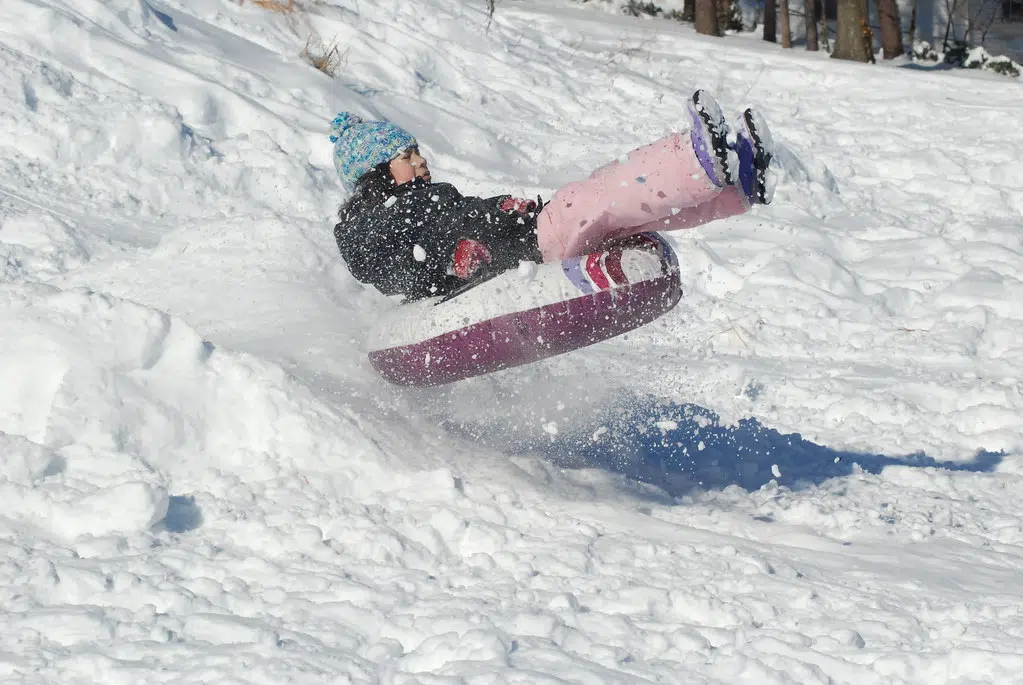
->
[241, 0, 342, 77]
[302, 36, 344, 77]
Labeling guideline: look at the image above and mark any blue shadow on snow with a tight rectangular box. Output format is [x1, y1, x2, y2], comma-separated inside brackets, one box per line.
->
[164, 495, 203, 533]
[144, 1, 178, 31]
[449, 396, 1002, 499]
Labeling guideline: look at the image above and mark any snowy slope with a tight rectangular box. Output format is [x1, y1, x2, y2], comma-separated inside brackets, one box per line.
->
[2, 0, 1023, 683]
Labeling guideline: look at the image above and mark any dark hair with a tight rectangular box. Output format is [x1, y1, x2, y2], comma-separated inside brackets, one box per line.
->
[338, 162, 400, 218]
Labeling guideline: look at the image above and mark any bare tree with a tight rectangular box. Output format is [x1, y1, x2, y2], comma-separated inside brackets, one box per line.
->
[717, 0, 735, 33]
[696, 0, 721, 35]
[863, 8, 877, 62]
[806, 0, 820, 50]
[876, 0, 904, 57]
[763, 0, 777, 41]
[969, 0, 1004, 44]
[940, 0, 1003, 55]
[942, 0, 959, 48]
[683, 0, 696, 21]
[832, 0, 872, 60]
[780, 0, 793, 45]
[908, 0, 919, 46]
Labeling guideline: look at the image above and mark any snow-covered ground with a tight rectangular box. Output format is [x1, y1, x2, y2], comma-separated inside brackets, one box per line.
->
[2, 0, 1023, 682]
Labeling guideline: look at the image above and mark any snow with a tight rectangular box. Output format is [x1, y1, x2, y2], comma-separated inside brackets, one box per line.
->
[2, 0, 1023, 683]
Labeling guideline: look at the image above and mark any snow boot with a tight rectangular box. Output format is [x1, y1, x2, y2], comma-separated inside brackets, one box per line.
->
[686, 90, 732, 188]
[733, 108, 776, 205]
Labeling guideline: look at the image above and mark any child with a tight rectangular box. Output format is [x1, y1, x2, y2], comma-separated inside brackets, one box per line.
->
[332, 90, 774, 301]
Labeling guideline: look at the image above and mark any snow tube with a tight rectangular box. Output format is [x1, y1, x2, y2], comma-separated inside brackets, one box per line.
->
[367, 233, 682, 387]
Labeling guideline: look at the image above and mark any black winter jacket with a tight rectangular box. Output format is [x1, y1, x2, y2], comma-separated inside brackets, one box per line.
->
[334, 179, 541, 301]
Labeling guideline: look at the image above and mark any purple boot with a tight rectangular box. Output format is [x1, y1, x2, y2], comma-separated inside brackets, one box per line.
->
[733, 108, 776, 205]
[686, 90, 732, 188]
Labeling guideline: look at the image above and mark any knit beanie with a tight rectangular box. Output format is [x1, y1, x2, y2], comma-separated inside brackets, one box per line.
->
[329, 112, 418, 192]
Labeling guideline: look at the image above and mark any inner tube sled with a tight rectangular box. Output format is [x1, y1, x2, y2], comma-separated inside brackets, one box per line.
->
[367, 233, 682, 387]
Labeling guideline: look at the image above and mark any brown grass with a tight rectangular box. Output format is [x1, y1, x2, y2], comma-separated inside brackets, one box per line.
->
[301, 36, 344, 77]
[247, 0, 295, 12]
[242, 0, 341, 77]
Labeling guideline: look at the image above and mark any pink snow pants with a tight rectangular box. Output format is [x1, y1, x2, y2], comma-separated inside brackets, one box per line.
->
[536, 132, 750, 262]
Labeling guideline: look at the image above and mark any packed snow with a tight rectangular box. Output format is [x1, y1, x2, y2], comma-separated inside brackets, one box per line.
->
[2, 0, 1022, 683]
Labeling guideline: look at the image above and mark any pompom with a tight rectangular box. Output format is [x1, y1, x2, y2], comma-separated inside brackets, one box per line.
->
[329, 112, 362, 143]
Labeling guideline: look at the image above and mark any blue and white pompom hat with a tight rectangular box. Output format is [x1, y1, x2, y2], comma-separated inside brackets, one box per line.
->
[329, 112, 418, 192]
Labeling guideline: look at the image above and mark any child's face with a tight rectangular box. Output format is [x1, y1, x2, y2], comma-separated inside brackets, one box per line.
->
[388, 147, 431, 185]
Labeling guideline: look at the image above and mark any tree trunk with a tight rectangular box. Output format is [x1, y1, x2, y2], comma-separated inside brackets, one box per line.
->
[763, 0, 777, 41]
[717, 0, 734, 33]
[806, 0, 820, 49]
[908, 0, 918, 47]
[779, 0, 793, 45]
[683, 0, 696, 21]
[876, 0, 903, 57]
[832, 0, 871, 60]
[862, 0, 877, 62]
[695, 0, 721, 35]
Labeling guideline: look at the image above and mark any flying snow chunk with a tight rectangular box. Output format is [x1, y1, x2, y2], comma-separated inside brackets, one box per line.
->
[383, 196, 398, 208]
[771, 464, 782, 478]
[413, 245, 427, 262]
[517, 260, 538, 280]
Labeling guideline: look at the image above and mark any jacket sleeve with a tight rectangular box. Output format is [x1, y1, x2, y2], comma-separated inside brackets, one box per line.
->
[335, 206, 459, 299]
[418, 190, 542, 272]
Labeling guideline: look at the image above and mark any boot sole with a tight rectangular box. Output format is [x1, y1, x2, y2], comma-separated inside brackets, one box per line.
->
[688, 91, 731, 188]
[738, 108, 775, 204]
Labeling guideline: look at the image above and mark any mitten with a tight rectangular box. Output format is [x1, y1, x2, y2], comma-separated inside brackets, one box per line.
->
[499, 197, 537, 214]
[452, 238, 493, 279]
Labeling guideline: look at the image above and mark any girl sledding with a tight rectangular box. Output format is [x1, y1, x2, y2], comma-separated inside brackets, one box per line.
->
[330, 90, 777, 385]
